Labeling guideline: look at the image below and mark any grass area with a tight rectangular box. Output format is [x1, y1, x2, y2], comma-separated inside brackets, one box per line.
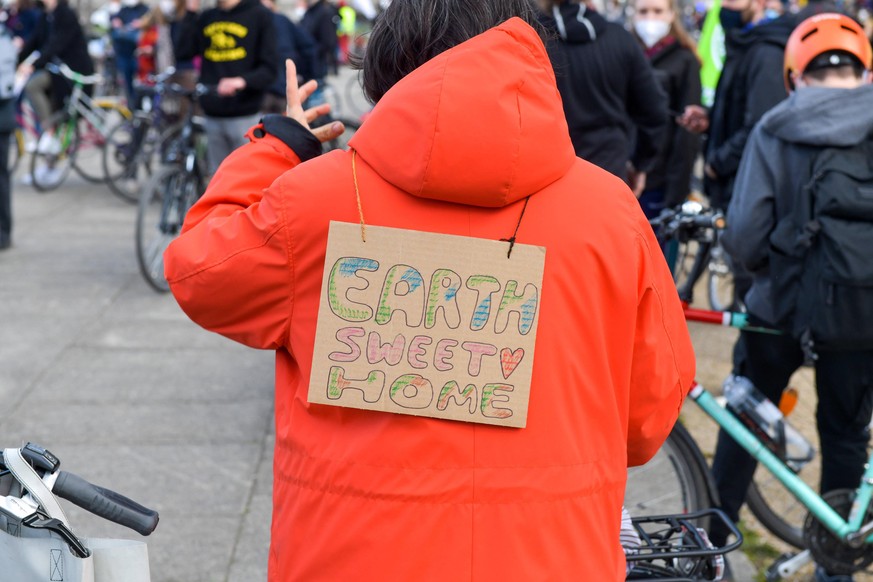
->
[737, 521, 786, 582]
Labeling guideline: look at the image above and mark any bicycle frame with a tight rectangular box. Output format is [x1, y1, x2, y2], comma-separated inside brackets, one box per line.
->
[685, 306, 873, 547]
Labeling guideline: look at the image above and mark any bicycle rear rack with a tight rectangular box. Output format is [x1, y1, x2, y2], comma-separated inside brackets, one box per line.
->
[626, 508, 743, 581]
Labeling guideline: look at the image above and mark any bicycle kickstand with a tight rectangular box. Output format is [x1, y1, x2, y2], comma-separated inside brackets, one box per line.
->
[764, 549, 813, 581]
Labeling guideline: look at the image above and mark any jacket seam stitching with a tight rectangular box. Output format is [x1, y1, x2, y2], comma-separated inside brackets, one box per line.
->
[277, 180, 296, 347]
[166, 224, 284, 283]
[274, 472, 625, 505]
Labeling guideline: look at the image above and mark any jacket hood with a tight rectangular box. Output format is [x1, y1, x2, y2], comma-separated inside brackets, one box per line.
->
[542, 1, 608, 44]
[726, 14, 793, 53]
[761, 83, 873, 146]
[349, 18, 576, 208]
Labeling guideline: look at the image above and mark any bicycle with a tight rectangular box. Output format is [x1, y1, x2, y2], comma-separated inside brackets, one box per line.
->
[662, 201, 738, 313]
[8, 97, 41, 176]
[135, 83, 209, 293]
[102, 68, 181, 203]
[627, 204, 873, 580]
[28, 61, 132, 192]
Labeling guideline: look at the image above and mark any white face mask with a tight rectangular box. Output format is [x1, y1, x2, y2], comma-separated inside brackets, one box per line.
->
[634, 18, 671, 48]
[160, 0, 175, 15]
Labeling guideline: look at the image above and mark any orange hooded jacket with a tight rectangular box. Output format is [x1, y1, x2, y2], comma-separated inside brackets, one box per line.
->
[165, 17, 695, 582]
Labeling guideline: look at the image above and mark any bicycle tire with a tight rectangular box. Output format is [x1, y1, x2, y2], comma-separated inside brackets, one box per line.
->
[136, 166, 201, 292]
[103, 115, 157, 204]
[625, 422, 712, 520]
[706, 243, 736, 313]
[746, 456, 819, 549]
[674, 239, 712, 305]
[342, 70, 370, 118]
[30, 112, 78, 192]
[72, 103, 128, 183]
[9, 128, 24, 174]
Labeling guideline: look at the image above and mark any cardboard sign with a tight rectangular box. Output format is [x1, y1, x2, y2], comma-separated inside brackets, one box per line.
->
[307, 222, 546, 428]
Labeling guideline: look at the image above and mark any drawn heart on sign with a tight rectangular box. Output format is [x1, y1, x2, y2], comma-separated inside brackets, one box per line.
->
[500, 348, 525, 380]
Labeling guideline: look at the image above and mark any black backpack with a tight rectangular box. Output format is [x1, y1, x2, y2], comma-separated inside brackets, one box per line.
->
[768, 139, 873, 351]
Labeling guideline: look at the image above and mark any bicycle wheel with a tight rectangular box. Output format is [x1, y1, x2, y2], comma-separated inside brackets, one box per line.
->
[746, 450, 821, 549]
[72, 104, 128, 183]
[103, 115, 157, 203]
[674, 239, 712, 305]
[30, 112, 78, 192]
[342, 70, 370, 118]
[625, 422, 712, 518]
[8, 128, 24, 174]
[136, 166, 201, 292]
[706, 242, 736, 313]
[323, 116, 361, 151]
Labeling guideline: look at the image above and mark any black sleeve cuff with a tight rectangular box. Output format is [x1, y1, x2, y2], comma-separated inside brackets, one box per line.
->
[259, 114, 323, 163]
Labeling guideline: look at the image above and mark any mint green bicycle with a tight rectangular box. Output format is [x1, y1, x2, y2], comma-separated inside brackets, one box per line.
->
[626, 204, 873, 580]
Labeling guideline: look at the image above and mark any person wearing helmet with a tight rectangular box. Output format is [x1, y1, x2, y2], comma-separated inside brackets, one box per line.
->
[710, 13, 873, 582]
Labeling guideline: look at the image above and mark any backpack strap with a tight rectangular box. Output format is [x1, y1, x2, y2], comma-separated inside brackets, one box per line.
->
[3, 447, 71, 527]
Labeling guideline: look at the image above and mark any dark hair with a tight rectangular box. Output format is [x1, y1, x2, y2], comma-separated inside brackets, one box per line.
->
[358, 0, 546, 104]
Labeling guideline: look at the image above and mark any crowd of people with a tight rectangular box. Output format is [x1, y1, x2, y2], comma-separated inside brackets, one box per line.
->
[4, 0, 873, 580]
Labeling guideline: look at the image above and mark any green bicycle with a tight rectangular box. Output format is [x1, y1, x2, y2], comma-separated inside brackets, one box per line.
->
[28, 62, 131, 192]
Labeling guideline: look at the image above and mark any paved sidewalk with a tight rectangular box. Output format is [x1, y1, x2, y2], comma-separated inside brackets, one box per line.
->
[0, 173, 275, 582]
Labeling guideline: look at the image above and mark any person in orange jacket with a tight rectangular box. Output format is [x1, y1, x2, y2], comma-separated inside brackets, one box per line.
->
[163, 0, 696, 579]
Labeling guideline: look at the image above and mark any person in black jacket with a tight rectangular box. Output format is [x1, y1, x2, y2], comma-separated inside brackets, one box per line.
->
[631, 0, 701, 218]
[16, 0, 94, 129]
[540, 0, 668, 195]
[260, 0, 317, 114]
[299, 0, 339, 109]
[175, 0, 277, 173]
[678, 0, 795, 211]
[0, 28, 14, 250]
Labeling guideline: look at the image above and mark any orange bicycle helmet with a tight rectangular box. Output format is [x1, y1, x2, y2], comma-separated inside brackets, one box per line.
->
[784, 13, 873, 90]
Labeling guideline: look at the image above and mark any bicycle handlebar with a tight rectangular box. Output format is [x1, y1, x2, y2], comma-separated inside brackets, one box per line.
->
[649, 203, 726, 242]
[166, 82, 215, 100]
[53, 471, 159, 536]
[45, 62, 103, 87]
[0, 448, 160, 536]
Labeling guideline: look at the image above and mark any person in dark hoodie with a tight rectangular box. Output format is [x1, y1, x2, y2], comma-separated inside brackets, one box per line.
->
[678, 0, 795, 211]
[677, 0, 795, 318]
[711, 16, 873, 582]
[175, 0, 277, 174]
[540, 0, 668, 196]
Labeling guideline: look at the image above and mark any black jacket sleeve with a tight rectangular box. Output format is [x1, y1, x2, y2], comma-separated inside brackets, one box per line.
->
[240, 10, 278, 91]
[664, 51, 702, 207]
[33, 5, 79, 69]
[18, 14, 45, 64]
[626, 39, 669, 173]
[172, 11, 202, 63]
[709, 42, 787, 179]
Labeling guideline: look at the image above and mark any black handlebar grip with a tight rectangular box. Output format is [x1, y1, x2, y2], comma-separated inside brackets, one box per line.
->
[691, 214, 726, 229]
[53, 471, 159, 536]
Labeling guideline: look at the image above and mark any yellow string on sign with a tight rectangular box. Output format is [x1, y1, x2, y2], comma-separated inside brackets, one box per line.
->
[352, 149, 366, 243]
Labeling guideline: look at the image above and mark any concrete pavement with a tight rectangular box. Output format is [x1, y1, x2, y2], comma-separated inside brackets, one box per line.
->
[1, 166, 275, 581]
